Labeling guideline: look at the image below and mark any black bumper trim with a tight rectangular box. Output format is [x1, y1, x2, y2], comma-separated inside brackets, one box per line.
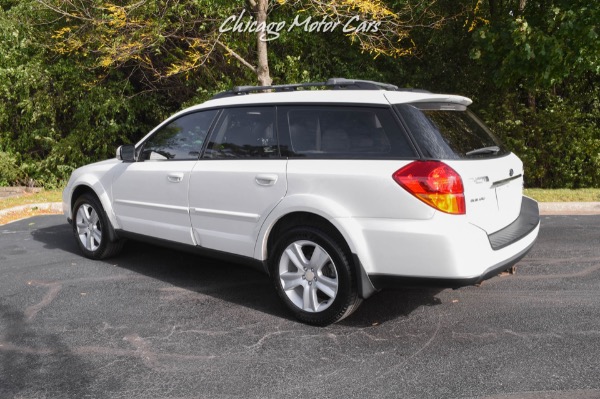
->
[488, 196, 539, 250]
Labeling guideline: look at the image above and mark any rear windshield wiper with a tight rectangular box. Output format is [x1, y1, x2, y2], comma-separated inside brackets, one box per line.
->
[466, 146, 500, 156]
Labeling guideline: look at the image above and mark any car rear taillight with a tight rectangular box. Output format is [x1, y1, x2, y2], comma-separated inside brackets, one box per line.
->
[392, 161, 466, 215]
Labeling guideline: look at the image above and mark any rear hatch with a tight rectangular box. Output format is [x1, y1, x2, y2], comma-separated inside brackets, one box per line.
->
[394, 102, 523, 234]
[450, 155, 523, 234]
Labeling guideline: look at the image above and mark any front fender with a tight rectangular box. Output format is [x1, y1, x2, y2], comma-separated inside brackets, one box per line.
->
[63, 159, 121, 231]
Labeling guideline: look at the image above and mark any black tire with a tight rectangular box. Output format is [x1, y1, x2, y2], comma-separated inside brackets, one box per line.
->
[269, 226, 361, 326]
[72, 193, 124, 260]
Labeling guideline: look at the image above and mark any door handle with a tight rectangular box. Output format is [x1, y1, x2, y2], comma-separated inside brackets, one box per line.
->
[255, 174, 278, 186]
[167, 173, 184, 183]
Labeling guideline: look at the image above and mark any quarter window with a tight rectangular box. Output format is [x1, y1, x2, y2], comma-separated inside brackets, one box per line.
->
[140, 110, 218, 161]
[280, 106, 415, 158]
[203, 107, 277, 159]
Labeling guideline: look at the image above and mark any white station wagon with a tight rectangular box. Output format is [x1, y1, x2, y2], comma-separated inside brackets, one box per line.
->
[63, 78, 540, 325]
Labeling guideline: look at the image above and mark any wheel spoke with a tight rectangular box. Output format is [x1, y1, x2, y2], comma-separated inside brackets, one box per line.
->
[88, 210, 99, 225]
[77, 206, 90, 224]
[86, 230, 95, 250]
[280, 271, 304, 291]
[92, 229, 102, 246]
[309, 245, 330, 272]
[285, 243, 309, 272]
[303, 283, 319, 312]
[76, 221, 87, 232]
[316, 276, 338, 299]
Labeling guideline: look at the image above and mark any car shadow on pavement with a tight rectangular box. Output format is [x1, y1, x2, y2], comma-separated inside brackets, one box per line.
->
[340, 288, 442, 327]
[31, 221, 443, 327]
[0, 302, 98, 397]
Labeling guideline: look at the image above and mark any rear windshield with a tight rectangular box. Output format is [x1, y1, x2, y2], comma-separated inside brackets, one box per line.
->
[395, 103, 508, 159]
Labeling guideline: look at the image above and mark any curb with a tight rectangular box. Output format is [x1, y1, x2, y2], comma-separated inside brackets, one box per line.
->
[0, 186, 43, 198]
[539, 202, 600, 216]
[0, 202, 63, 216]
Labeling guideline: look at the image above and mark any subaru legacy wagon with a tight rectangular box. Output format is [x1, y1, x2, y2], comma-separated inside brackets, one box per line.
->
[63, 78, 540, 325]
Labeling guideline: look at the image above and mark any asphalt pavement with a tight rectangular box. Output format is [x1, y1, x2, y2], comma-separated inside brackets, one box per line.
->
[1, 215, 599, 399]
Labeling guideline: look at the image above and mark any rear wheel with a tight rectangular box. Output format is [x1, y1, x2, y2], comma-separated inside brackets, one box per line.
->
[270, 226, 361, 325]
[72, 194, 124, 259]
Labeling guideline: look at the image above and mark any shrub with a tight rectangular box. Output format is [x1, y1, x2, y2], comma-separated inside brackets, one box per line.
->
[0, 151, 23, 186]
[481, 98, 600, 188]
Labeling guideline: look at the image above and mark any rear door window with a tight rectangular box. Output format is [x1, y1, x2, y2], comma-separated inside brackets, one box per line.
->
[203, 107, 278, 159]
[395, 103, 508, 159]
[278, 106, 416, 158]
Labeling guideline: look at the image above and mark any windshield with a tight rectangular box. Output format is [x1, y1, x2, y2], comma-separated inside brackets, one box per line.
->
[395, 103, 508, 160]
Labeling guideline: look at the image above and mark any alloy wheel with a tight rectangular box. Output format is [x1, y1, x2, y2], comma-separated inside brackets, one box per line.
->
[75, 203, 102, 252]
[278, 240, 339, 313]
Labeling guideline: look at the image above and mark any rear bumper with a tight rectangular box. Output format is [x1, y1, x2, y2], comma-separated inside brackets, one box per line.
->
[368, 238, 536, 290]
[488, 196, 539, 250]
[339, 196, 540, 294]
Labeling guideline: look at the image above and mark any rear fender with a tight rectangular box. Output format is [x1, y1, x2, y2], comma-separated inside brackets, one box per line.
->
[255, 194, 378, 298]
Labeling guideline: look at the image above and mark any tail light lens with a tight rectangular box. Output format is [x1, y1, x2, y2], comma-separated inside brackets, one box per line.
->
[392, 161, 466, 215]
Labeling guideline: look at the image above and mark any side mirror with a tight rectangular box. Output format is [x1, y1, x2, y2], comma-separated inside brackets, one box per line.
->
[116, 145, 136, 162]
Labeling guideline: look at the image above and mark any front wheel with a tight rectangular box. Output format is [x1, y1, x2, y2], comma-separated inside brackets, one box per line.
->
[270, 226, 361, 325]
[72, 194, 124, 260]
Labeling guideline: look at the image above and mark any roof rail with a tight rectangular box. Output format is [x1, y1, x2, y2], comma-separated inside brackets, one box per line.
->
[210, 78, 402, 99]
[325, 78, 398, 91]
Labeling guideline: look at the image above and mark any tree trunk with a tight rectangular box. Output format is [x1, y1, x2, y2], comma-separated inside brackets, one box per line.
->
[488, 0, 497, 21]
[527, 91, 536, 111]
[255, 0, 272, 86]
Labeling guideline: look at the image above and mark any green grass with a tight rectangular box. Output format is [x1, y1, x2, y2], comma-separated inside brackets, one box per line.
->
[0, 188, 63, 210]
[524, 188, 600, 202]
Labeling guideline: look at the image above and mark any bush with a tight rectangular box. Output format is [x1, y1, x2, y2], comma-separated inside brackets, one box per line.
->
[0, 151, 23, 186]
[481, 97, 600, 188]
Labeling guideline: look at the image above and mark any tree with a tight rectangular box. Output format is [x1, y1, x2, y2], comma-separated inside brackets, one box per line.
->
[249, 0, 271, 86]
[467, 0, 600, 188]
[0, 1, 163, 187]
[470, 0, 600, 107]
[40, 0, 446, 88]
[2, 0, 599, 188]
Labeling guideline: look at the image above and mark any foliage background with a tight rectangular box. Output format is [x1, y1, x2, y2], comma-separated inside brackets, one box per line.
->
[0, 0, 598, 188]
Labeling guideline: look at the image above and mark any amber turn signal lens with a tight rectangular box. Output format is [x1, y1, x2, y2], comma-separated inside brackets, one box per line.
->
[392, 161, 466, 215]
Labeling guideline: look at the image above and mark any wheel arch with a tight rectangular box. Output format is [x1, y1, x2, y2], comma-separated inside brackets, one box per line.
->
[70, 182, 120, 243]
[260, 209, 377, 299]
[266, 212, 341, 257]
